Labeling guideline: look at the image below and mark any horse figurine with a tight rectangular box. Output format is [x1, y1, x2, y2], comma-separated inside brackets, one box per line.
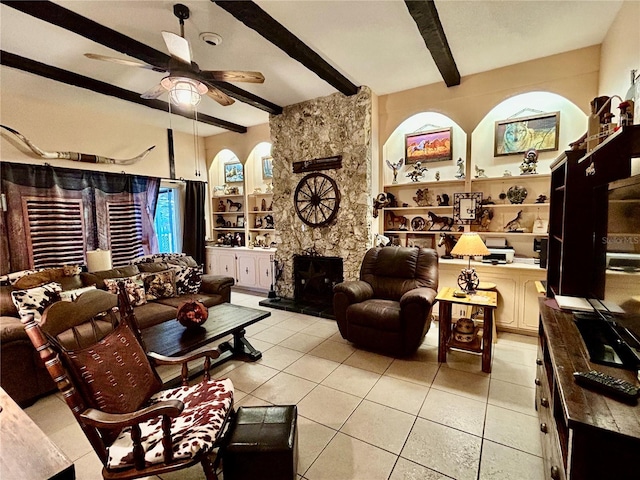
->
[438, 233, 457, 258]
[427, 211, 455, 231]
[407, 162, 428, 182]
[227, 198, 243, 212]
[385, 211, 408, 230]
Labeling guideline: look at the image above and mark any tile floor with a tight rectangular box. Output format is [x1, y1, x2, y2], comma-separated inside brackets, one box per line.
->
[25, 290, 545, 480]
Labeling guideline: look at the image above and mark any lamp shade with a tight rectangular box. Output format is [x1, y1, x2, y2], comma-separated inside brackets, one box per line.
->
[86, 249, 112, 272]
[161, 76, 208, 107]
[450, 233, 490, 257]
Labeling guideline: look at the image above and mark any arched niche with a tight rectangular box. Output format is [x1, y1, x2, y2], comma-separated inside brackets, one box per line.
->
[209, 148, 241, 191]
[471, 91, 587, 177]
[382, 112, 467, 186]
[244, 141, 273, 193]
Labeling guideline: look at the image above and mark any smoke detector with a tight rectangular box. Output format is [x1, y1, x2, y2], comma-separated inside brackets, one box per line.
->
[200, 32, 223, 46]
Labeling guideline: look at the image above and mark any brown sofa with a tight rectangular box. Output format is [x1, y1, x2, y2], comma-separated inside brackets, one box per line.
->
[333, 247, 438, 357]
[0, 262, 234, 406]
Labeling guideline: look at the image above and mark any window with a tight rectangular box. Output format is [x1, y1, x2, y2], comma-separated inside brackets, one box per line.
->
[154, 184, 183, 253]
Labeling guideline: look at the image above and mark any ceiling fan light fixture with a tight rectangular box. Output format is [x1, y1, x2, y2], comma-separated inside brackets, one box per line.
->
[161, 76, 207, 107]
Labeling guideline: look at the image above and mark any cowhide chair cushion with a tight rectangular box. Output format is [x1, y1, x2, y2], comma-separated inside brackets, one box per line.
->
[107, 378, 234, 468]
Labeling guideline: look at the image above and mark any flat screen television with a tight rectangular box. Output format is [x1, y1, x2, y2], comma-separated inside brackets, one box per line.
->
[576, 173, 640, 369]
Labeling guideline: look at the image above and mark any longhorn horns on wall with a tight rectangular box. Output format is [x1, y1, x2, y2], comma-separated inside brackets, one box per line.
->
[0, 125, 155, 165]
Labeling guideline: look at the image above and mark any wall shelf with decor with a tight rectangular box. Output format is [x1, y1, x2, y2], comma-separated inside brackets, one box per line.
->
[246, 192, 276, 246]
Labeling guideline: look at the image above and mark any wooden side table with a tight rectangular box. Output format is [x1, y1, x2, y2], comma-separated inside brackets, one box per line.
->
[436, 286, 498, 373]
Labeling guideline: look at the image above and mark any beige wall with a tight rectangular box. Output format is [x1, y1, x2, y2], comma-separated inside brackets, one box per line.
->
[599, 0, 640, 107]
[0, 86, 207, 180]
[204, 123, 271, 167]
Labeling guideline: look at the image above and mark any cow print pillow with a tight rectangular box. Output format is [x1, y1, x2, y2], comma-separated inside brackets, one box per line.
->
[11, 281, 63, 323]
[171, 265, 203, 295]
[103, 276, 147, 307]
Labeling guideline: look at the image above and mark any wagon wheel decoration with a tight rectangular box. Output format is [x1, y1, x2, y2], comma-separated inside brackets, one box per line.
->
[294, 172, 341, 227]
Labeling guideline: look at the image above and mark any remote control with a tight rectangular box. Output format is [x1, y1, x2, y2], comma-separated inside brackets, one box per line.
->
[573, 370, 640, 404]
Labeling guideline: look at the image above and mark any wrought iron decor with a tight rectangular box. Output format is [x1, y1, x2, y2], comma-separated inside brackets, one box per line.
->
[453, 192, 483, 224]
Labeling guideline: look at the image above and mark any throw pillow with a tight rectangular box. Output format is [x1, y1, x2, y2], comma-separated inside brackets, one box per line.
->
[171, 265, 203, 295]
[165, 255, 199, 268]
[11, 281, 63, 323]
[131, 253, 186, 264]
[103, 276, 147, 307]
[59, 285, 97, 302]
[0, 269, 41, 287]
[141, 270, 176, 301]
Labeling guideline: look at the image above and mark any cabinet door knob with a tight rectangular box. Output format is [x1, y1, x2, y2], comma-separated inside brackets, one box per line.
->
[536, 358, 543, 366]
[550, 466, 560, 479]
[535, 378, 541, 386]
[225, 265, 228, 272]
[266, 270, 269, 277]
[540, 397, 549, 408]
[540, 422, 548, 433]
[245, 267, 249, 274]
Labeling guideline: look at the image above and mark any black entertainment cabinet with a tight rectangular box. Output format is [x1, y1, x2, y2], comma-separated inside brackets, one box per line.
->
[540, 126, 640, 479]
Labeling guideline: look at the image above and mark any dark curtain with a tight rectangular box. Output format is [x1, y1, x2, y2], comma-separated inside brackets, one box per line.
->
[183, 180, 206, 265]
[0, 162, 160, 273]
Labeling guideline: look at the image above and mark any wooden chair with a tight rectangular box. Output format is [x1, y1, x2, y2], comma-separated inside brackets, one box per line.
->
[22, 285, 235, 480]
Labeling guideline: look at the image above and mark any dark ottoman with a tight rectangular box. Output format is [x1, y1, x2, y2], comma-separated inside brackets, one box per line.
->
[223, 405, 298, 480]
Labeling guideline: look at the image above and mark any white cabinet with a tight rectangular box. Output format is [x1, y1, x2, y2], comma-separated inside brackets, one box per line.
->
[205, 247, 276, 292]
[438, 259, 545, 334]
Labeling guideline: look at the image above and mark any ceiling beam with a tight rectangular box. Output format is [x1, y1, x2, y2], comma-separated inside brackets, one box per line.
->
[213, 1, 359, 97]
[0, 51, 247, 133]
[1, 0, 282, 114]
[404, 0, 460, 87]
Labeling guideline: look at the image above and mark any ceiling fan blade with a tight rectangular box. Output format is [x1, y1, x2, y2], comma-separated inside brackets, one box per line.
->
[162, 31, 191, 65]
[201, 70, 265, 84]
[84, 53, 164, 72]
[203, 83, 235, 106]
[140, 83, 167, 100]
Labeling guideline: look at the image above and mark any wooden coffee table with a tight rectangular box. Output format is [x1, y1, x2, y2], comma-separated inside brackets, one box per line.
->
[143, 303, 271, 382]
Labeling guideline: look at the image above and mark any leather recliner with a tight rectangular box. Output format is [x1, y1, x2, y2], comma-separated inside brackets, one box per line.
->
[333, 247, 438, 357]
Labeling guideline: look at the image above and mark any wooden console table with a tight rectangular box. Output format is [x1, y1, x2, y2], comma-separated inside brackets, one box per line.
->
[436, 287, 497, 373]
[0, 388, 75, 479]
[537, 298, 640, 479]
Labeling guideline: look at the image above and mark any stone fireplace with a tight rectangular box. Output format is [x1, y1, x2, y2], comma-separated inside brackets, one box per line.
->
[267, 87, 374, 302]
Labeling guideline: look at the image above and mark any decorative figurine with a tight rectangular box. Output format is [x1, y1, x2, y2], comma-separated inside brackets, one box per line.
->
[474, 165, 487, 178]
[520, 148, 538, 175]
[218, 200, 226, 212]
[373, 192, 395, 218]
[265, 182, 273, 193]
[438, 233, 457, 258]
[536, 194, 548, 203]
[264, 214, 275, 229]
[216, 215, 226, 227]
[502, 170, 513, 177]
[437, 193, 450, 206]
[455, 157, 465, 179]
[253, 187, 262, 194]
[435, 171, 440, 181]
[479, 208, 494, 231]
[504, 210, 525, 232]
[386, 158, 404, 184]
[407, 161, 427, 182]
[261, 199, 267, 211]
[227, 199, 242, 212]
[427, 211, 455, 231]
[413, 188, 432, 206]
[255, 216, 263, 228]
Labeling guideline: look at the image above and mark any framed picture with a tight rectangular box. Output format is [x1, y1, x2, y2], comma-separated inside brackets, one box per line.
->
[224, 162, 244, 183]
[237, 215, 245, 228]
[262, 156, 273, 179]
[404, 127, 452, 164]
[407, 234, 435, 249]
[494, 112, 560, 156]
[453, 192, 483, 224]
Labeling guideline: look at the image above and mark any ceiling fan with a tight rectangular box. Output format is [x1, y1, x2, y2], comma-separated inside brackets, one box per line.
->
[85, 3, 264, 107]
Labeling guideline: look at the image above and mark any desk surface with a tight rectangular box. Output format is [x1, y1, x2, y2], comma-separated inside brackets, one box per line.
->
[0, 388, 75, 480]
[436, 287, 497, 307]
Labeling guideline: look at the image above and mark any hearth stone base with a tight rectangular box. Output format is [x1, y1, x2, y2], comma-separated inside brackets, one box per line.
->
[258, 297, 335, 320]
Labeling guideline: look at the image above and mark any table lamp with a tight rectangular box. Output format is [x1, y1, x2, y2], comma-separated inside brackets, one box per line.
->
[450, 233, 490, 293]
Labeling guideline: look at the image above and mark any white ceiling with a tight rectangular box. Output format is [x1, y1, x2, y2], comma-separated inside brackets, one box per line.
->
[0, 0, 623, 137]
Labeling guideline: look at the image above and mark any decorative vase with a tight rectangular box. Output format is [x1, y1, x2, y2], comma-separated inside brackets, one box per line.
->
[177, 301, 209, 328]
